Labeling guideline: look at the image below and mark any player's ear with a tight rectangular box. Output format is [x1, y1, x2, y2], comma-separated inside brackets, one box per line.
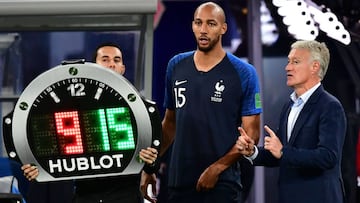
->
[220, 22, 227, 35]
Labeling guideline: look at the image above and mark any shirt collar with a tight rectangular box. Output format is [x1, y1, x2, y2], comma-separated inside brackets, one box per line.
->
[290, 82, 321, 104]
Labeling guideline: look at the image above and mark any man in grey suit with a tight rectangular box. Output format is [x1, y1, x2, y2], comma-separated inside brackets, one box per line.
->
[237, 40, 346, 203]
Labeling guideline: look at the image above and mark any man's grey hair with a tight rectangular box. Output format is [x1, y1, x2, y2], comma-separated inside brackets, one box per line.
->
[291, 40, 330, 80]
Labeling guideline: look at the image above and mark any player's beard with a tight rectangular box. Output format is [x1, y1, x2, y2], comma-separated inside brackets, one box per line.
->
[198, 35, 220, 52]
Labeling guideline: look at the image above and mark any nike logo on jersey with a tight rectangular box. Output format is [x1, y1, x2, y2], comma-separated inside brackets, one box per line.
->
[175, 80, 187, 86]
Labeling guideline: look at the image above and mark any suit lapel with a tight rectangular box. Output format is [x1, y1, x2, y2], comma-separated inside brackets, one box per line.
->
[288, 85, 324, 145]
[280, 100, 293, 144]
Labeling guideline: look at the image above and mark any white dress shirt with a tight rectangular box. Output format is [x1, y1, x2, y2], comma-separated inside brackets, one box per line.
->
[287, 83, 320, 141]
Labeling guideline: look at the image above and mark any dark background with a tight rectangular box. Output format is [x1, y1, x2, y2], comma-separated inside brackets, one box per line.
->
[0, 0, 359, 203]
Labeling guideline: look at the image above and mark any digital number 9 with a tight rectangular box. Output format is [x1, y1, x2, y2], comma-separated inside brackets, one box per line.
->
[54, 111, 84, 155]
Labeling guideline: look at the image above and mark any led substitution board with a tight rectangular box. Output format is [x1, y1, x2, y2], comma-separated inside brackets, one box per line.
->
[3, 61, 161, 181]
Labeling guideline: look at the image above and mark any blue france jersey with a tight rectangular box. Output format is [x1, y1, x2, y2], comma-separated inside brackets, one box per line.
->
[164, 51, 262, 188]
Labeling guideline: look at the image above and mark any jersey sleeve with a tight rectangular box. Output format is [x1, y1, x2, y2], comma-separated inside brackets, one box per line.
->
[241, 63, 262, 116]
[228, 53, 262, 116]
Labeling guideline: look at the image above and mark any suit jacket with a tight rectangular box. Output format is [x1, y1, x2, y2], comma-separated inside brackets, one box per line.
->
[255, 85, 346, 203]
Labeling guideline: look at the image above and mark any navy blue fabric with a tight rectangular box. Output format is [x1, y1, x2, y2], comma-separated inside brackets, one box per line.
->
[167, 181, 242, 203]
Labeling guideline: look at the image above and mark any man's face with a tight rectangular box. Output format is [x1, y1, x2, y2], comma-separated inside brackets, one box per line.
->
[192, 5, 226, 52]
[96, 46, 125, 75]
[285, 48, 316, 89]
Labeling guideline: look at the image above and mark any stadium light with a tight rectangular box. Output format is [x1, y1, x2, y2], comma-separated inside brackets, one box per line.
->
[272, 0, 351, 45]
